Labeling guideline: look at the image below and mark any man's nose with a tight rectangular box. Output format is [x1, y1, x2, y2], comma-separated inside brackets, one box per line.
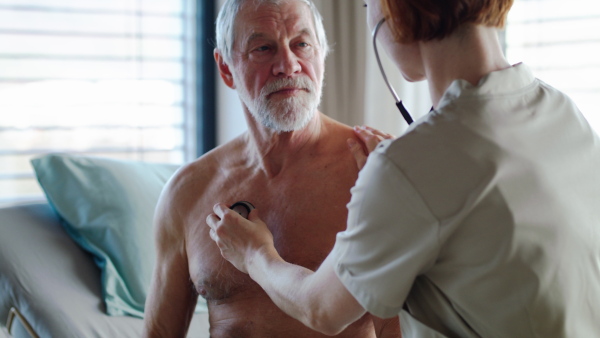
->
[272, 47, 301, 76]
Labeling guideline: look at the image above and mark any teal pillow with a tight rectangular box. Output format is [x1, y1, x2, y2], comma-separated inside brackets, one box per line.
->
[31, 153, 208, 318]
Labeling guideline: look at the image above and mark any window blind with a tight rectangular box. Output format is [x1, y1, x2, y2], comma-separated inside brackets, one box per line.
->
[505, 0, 600, 132]
[0, 0, 195, 206]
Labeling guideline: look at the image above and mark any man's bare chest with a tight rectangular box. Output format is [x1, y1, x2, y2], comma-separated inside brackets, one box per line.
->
[187, 167, 356, 300]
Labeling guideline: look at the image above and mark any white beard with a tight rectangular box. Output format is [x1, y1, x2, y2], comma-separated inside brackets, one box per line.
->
[236, 76, 322, 132]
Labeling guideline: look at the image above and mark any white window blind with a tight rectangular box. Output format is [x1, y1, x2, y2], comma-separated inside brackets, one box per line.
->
[0, 0, 195, 206]
[505, 0, 600, 133]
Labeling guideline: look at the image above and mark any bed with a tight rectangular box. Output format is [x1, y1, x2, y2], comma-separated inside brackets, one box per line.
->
[0, 154, 210, 337]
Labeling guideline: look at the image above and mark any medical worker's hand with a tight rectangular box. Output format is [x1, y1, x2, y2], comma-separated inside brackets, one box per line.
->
[206, 203, 275, 274]
[347, 125, 395, 170]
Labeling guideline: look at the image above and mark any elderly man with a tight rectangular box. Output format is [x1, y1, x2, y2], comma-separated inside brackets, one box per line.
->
[142, 0, 399, 336]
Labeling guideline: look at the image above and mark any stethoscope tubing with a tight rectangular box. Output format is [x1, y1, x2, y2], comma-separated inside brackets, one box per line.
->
[373, 18, 414, 125]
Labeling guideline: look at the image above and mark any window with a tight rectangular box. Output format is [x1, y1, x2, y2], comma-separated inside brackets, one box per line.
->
[0, 0, 197, 206]
[505, 0, 600, 133]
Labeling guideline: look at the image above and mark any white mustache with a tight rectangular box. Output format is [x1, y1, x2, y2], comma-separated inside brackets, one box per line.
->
[261, 77, 314, 98]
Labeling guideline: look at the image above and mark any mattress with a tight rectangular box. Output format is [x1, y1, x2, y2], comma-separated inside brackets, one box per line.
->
[0, 203, 209, 337]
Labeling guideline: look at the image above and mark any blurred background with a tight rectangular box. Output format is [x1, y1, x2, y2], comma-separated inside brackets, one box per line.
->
[1, 0, 598, 207]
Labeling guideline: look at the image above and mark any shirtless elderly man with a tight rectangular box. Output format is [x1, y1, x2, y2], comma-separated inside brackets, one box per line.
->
[143, 0, 399, 336]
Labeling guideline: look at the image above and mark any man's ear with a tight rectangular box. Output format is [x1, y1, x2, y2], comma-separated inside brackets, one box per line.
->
[214, 49, 236, 89]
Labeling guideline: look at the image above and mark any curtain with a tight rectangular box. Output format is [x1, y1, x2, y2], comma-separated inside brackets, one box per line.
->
[314, 0, 367, 128]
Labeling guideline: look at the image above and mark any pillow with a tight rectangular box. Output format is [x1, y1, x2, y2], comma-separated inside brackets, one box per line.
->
[31, 153, 208, 318]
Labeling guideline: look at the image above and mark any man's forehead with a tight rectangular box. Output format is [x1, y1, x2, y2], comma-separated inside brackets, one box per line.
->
[235, 0, 316, 42]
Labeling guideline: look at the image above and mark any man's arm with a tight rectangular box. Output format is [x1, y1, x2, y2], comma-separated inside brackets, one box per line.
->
[143, 192, 197, 337]
[206, 205, 366, 335]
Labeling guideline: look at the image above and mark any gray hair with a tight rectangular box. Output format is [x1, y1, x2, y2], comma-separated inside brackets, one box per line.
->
[215, 0, 330, 64]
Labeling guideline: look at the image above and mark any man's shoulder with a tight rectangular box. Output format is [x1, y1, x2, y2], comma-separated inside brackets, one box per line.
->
[162, 135, 248, 206]
[174, 135, 246, 183]
[320, 113, 354, 133]
[166, 158, 213, 196]
[318, 113, 357, 147]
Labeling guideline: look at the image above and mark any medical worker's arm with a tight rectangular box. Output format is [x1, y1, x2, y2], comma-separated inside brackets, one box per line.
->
[205, 204, 367, 336]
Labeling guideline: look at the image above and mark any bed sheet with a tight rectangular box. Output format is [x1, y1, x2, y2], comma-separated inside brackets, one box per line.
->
[0, 203, 209, 337]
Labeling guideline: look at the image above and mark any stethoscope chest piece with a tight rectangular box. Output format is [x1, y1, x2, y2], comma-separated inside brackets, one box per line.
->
[229, 201, 255, 219]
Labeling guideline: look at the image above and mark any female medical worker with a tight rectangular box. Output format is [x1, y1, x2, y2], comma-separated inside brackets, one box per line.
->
[207, 0, 600, 336]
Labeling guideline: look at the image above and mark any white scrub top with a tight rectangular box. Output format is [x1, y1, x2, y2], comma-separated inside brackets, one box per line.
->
[331, 64, 600, 337]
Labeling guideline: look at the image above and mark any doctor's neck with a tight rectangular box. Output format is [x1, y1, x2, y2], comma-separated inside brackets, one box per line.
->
[421, 24, 511, 108]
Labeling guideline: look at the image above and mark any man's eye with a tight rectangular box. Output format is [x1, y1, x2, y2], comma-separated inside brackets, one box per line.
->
[255, 46, 270, 52]
[298, 42, 309, 47]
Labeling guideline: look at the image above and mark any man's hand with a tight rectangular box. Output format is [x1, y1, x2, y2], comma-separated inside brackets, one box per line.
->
[206, 203, 275, 274]
[347, 126, 395, 170]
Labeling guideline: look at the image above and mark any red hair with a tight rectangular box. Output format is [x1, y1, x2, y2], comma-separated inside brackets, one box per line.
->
[380, 0, 514, 43]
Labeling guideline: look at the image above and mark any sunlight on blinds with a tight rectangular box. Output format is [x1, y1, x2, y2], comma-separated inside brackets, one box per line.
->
[0, 0, 194, 206]
[505, 0, 600, 133]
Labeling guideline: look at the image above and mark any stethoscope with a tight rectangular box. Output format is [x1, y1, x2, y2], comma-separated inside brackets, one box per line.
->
[372, 18, 414, 126]
[230, 201, 255, 219]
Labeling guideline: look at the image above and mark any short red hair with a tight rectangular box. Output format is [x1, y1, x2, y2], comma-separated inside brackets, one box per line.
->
[380, 0, 514, 43]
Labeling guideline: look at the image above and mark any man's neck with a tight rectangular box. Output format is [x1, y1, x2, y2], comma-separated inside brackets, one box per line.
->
[244, 110, 324, 178]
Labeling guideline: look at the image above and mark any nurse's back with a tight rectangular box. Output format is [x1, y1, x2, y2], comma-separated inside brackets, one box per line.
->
[385, 64, 600, 337]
